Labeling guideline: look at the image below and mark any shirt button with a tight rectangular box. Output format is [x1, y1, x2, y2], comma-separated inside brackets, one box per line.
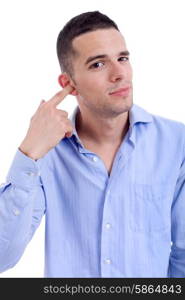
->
[27, 172, 36, 176]
[104, 259, 111, 264]
[92, 156, 98, 162]
[13, 208, 20, 216]
[105, 223, 111, 229]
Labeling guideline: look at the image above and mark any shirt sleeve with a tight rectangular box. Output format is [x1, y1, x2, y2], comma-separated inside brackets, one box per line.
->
[168, 126, 185, 277]
[0, 148, 46, 273]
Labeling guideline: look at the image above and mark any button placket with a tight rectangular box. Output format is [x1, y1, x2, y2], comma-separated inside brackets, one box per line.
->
[101, 188, 113, 272]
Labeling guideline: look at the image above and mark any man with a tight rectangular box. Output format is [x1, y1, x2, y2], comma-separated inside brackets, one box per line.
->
[0, 11, 185, 278]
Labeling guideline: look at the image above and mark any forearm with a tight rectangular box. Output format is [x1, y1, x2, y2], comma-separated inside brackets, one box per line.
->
[0, 149, 46, 272]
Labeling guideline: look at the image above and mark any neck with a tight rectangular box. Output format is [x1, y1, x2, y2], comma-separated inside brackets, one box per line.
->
[76, 107, 130, 147]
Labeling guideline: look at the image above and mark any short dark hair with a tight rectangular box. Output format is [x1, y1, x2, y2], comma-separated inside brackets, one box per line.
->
[56, 11, 119, 78]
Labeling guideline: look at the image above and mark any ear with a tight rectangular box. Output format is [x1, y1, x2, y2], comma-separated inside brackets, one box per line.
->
[58, 73, 78, 96]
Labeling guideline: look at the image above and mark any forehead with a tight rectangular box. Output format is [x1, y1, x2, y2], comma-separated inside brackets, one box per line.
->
[72, 29, 127, 60]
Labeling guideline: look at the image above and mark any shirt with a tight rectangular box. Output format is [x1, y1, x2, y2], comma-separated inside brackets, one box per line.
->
[0, 103, 185, 278]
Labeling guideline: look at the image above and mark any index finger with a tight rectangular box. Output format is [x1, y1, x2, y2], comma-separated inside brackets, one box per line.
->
[48, 85, 74, 106]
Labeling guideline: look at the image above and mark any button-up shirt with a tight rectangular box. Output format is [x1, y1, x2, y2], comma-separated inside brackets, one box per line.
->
[0, 103, 185, 277]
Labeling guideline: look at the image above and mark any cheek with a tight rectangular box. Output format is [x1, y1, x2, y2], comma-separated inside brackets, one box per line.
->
[77, 76, 104, 96]
[127, 64, 133, 79]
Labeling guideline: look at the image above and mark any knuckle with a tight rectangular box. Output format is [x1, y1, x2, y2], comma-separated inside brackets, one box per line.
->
[61, 122, 67, 132]
[61, 118, 68, 126]
[63, 111, 68, 117]
[60, 110, 68, 117]
[54, 91, 62, 98]
[39, 102, 47, 114]
[48, 106, 56, 116]
[67, 120, 73, 127]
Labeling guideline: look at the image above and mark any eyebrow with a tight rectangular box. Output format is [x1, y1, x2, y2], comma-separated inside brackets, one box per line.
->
[84, 50, 130, 65]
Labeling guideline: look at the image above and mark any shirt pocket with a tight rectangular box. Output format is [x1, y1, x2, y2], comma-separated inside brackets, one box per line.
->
[129, 183, 171, 233]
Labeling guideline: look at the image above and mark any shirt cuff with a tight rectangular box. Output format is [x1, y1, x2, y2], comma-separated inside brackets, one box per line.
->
[5, 148, 45, 190]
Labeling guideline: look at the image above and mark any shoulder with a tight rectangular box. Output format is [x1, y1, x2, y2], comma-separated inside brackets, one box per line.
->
[150, 111, 185, 143]
[151, 111, 185, 131]
[134, 104, 185, 155]
[136, 104, 185, 139]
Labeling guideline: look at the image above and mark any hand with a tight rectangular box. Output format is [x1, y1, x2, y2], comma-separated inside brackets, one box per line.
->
[19, 84, 74, 160]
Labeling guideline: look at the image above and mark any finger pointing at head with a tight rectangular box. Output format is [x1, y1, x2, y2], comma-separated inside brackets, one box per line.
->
[48, 85, 74, 107]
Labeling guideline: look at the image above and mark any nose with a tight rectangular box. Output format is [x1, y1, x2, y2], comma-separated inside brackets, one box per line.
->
[109, 62, 126, 83]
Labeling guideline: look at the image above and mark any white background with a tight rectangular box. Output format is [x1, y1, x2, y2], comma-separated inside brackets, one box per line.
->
[0, 0, 184, 277]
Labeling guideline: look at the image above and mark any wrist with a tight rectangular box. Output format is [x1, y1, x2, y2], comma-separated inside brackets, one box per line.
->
[18, 141, 41, 160]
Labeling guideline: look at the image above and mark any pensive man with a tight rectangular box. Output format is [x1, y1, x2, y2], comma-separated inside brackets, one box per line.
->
[0, 11, 185, 277]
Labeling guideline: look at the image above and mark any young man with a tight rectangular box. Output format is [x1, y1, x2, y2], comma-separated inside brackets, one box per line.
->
[0, 11, 185, 278]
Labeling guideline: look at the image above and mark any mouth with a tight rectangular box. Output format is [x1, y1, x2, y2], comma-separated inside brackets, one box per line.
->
[109, 86, 130, 97]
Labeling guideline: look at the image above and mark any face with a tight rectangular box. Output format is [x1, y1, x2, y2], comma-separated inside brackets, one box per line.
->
[59, 28, 133, 118]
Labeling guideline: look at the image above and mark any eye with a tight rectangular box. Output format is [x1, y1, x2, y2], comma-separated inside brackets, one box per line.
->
[89, 57, 129, 69]
[119, 56, 129, 61]
[89, 61, 104, 69]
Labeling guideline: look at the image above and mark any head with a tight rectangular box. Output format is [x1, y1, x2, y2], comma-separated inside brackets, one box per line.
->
[57, 11, 133, 118]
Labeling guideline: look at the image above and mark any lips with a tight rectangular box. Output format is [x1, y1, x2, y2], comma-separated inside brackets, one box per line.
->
[109, 86, 130, 95]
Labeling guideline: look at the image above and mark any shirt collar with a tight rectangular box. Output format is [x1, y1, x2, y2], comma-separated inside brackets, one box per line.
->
[129, 103, 153, 127]
[69, 103, 153, 145]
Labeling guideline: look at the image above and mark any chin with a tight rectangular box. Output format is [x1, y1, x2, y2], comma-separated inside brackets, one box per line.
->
[116, 100, 133, 115]
[119, 96, 133, 108]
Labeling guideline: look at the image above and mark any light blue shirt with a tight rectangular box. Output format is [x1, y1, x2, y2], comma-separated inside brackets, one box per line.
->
[0, 103, 185, 278]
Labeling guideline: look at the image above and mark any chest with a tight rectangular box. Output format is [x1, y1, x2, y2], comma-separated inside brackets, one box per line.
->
[99, 153, 116, 175]
[83, 143, 120, 176]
